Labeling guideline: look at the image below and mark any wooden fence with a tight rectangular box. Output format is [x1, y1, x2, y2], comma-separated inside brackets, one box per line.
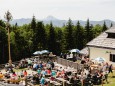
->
[55, 57, 84, 70]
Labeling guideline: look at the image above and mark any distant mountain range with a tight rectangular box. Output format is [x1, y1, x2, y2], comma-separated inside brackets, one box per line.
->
[10, 16, 115, 27]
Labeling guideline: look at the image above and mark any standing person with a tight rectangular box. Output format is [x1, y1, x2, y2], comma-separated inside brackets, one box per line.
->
[51, 61, 54, 69]
[108, 64, 113, 77]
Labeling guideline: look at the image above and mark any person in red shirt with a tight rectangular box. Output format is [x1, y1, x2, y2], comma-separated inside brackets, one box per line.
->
[46, 68, 51, 75]
[61, 69, 65, 75]
[12, 72, 17, 77]
[23, 70, 27, 76]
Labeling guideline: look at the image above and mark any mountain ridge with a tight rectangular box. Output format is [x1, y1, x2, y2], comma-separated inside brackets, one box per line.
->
[10, 16, 115, 27]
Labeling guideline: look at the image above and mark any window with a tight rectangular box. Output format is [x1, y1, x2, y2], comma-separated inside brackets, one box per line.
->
[110, 54, 115, 62]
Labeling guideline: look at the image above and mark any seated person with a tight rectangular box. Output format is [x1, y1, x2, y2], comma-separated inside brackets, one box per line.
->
[46, 68, 51, 75]
[51, 70, 56, 77]
[50, 76, 55, 81]
[69, 76, 74, 83]
[12, 72, 17, 77]
[41, 69, 47, 76]
[40, 76, 45, 86]
[37, 68, 41, 74]
[4, 73, 10, 79]
[31, 75, 36, 84]
[63, 73, 69, 80]
[0, 73, 4, 79]
[23, 70, 27, 76]
[61, 69, 65, 75]
[56, 70, 61, 77]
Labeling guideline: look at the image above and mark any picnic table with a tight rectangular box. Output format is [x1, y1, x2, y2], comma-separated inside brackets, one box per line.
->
[56, 78, 67, 82]
[45, 78, 62, 86]
[0, 81, 24, 86]
[4, 78, 21, 84]
[66, 81, 72, 86]
[56, 78, 67, 86]
[50, 81, 62, 86]
[45, 74, 51, 77]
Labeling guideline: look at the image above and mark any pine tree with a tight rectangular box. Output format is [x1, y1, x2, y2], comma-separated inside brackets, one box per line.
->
[102, 21, 108, 32]
[0, 26, 8, 63]
[85, 19, 93, 43]
[75, 21, 85, 50]
[110, 22, 113, 27]
[31, 15, 36, 32]
[0, 20, 6, 27]
[31, 16, 37, 51]
[56, 28, 63, 55]
[35, 21, 47, 50]
[48, 22, 57, 54]
[64, 18, 74, 50]
[14, 31, 28, 60]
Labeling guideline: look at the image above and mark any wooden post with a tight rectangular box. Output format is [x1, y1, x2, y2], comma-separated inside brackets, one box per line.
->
[63, 80, 65, 86]
[102, 76, 103, 86]
[4, 11, 12, 67]
[82, 80, 84, 86]
[8, 26, 12, 66]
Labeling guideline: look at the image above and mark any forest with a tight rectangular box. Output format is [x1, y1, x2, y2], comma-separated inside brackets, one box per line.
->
[0, 15, 110, 64]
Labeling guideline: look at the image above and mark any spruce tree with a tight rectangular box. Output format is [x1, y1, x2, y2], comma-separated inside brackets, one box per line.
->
[0, 26, 8, 63]
[110, 22, 113, 27]
[31, 15, 37, 51]
[48, 22, 57, 54]
[56, 28, 63, 55]
[36, 21, 47, 50]
[64, 18, 74, 50]
[31, 15, 36, 32]
[102, 21, 108, 32]
[75, 21, 84, 50]
[85, 19, 93, 43]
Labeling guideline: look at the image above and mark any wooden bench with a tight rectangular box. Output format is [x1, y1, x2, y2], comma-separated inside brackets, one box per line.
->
[66, 81, 72, 86]
[9, 79, 20, 84]
[0, 74, 4, 79]
[50, 81, 62, 86]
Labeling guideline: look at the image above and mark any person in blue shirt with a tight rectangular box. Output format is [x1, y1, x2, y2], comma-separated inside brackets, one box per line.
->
[41, 69, 47, 76]
[40, 76, 45, 86]
[37, 68, 41, 75]
[39, 63, 43, 69]
[51, 70, 56, 77]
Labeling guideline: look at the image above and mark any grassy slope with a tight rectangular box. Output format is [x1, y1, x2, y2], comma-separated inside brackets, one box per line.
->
[97, 70, 115, 86]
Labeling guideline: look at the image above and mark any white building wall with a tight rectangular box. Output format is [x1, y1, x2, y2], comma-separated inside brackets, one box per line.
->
[89, 47, 115, 66]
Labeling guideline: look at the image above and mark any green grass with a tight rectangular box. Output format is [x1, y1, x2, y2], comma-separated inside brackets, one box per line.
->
[96, 70, 115, 86]
[100, 83, 115, 86]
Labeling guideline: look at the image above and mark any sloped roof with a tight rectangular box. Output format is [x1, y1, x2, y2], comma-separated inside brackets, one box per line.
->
[87, 27, 115, 49]
[80, 47, 89, 55]
[106, 27, 115, 33]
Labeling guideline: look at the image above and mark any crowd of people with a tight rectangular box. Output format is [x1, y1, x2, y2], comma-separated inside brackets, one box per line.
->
[0, 55, 114, 86]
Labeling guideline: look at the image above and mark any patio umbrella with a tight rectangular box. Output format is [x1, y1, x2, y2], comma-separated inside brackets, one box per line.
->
[69, 49, 80, 53]
[94, 57, 106, 63]
[41, 50, 49, 54]
[33, 51, 42, 55]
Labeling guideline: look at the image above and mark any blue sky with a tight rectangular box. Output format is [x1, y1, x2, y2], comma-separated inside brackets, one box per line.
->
[0, 0, 115, 21]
